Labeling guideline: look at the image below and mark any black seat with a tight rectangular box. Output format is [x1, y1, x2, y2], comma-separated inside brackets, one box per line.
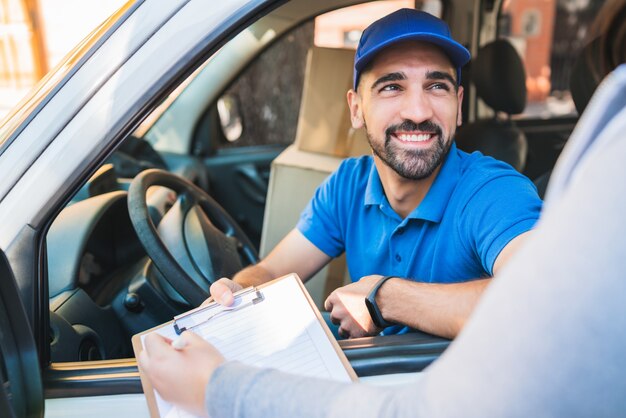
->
[570, 36, 602, 116]
[532, 37, 601, 198]
[456, 39, 528, 172]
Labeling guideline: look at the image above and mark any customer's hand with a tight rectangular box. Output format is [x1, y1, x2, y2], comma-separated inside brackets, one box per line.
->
[139, 331, 225, 417]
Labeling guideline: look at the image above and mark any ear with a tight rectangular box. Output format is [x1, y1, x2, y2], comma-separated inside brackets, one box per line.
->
[347, 89, 364, 129]
[456, 86, 464, 126]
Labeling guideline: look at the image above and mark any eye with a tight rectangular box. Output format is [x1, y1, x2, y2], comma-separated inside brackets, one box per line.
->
[428, 82, 451, 92]
[379, 84, 401, 93]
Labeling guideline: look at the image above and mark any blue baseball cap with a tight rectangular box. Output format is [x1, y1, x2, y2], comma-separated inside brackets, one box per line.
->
[354, 8, 471, 90]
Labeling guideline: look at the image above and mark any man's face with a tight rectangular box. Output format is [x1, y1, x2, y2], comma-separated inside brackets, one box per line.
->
[348, 41, 463, 180]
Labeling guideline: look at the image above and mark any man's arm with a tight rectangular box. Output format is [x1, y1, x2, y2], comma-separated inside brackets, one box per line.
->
[210, 229, 331, 305]
[325, 232, 531, 339]
[376, 277, 489, 339]
[381, 231, 531, 337]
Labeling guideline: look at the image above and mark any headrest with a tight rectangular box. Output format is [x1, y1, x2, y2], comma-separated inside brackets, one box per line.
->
[455, 119, 527, 172]
[471, 39, 527, 115]
[570, 37, 602, 115]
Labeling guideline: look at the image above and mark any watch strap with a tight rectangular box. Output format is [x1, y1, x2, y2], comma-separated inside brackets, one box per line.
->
[365, 275, 395, 328]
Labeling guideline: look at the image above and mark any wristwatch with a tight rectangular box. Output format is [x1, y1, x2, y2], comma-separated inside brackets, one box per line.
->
[365, 275, 396, 328]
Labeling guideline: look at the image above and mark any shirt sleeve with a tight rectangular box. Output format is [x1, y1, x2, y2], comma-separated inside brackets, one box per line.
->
[206, 361, 413, 418]
[295, 164, 347, 258]
[460, 171, 542, 275]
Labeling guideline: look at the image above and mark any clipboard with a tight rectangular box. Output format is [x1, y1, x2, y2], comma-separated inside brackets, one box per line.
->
[132, 273, 357, 418]
[172, 286, 265, 335]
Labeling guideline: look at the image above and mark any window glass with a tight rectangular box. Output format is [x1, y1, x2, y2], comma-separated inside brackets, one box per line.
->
[216, 21, 313, 149]
[216, 0, 433, 150]
[313, 0, 438, 49]
[45, 0, 448, 367]
[498, 0, 604, 119]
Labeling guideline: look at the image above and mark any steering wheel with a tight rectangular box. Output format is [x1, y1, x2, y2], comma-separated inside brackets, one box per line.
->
[127, 169, 258, 306]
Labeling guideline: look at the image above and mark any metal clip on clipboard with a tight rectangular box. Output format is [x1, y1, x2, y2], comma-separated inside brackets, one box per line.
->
[173, 287, 265, 335]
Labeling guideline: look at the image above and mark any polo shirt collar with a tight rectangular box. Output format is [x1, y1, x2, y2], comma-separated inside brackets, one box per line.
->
[364, 142, 461, 223]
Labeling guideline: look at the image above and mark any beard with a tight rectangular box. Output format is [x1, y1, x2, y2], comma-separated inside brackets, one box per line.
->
[366, 119, 452, 180]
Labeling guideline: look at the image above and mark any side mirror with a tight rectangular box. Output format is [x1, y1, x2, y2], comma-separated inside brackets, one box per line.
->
[217, 94, 243, 142]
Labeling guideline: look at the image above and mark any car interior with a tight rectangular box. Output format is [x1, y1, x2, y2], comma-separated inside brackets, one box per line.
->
[36, 0, 604, 402]
[455, 38, 529, 175]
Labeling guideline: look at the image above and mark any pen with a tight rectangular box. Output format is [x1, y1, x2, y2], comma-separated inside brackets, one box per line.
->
[171, 336, 187, 350]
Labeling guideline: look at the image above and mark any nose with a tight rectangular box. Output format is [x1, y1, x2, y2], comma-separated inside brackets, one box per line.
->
[398, 87, 434, 124]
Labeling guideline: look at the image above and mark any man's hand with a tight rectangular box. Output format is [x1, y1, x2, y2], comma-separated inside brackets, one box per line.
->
[138, 331, 225, 417]
[324, 275, 384, 339]
[201, 278, 243, 307]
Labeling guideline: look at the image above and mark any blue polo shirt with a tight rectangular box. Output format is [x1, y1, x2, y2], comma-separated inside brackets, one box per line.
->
[297, 143, 542, 285]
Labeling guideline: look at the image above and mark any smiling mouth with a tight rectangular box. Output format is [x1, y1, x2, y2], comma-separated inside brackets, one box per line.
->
[393, 132, 436, 143]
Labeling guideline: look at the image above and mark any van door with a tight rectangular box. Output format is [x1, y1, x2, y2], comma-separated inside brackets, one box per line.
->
[0, 251, 44, 417]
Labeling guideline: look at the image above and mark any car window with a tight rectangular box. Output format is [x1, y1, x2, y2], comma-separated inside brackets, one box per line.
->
[45, 0, 444, 367]
[213, 0, 430, 151]
[216, 20, 313, 149]
[498, 0, 605, 119]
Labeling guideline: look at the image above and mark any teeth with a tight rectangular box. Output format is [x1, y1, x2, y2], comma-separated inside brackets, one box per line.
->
[398, 133, 431, 142]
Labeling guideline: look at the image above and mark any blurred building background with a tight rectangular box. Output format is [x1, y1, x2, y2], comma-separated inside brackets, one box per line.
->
[0, 0, 126, 118]
[0, 0, 602, 121]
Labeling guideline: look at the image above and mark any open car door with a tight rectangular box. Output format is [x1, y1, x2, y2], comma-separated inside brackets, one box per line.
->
[0, 251, 43, 417]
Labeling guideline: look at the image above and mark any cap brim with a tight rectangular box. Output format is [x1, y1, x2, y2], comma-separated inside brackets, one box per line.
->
[355, 32, 471, 74]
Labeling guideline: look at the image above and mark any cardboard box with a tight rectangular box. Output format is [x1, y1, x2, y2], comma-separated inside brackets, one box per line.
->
[294, 47, 370, 157]
[259, 146, 350, 307]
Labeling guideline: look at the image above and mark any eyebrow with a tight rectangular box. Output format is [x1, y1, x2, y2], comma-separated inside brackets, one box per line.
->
[426, 70, 457, 88]
[369, 70, 458, 91]
[370, 72, 406, 91]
